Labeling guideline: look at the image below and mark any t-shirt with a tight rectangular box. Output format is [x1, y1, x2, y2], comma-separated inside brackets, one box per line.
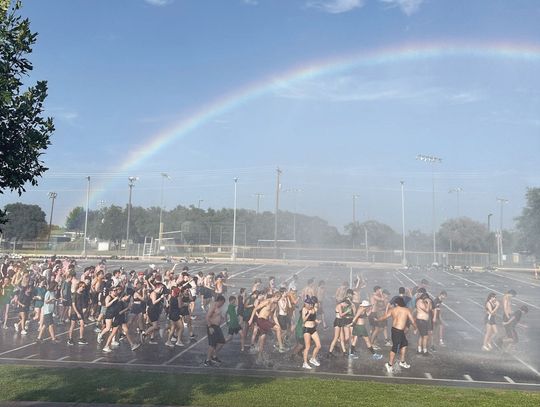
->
[43, 290, 56, 315]
[226, 304, 239, 328]
[390, 295, 411, 307]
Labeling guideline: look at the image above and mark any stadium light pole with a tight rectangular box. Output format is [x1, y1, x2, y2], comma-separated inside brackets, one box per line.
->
[158, 173, 170, 252]
[496, 198, 508, 266]
[47, 192, 58, 247]
[82, 176, 90, 257]
[232, 177, 238, 261]
[417, 154, 442, 264]
[400, 181, 407, 265]
[449, 187, 463, 218]
[125, 176, 138, 256]
[198, 199, 204, 209]
[352, 194, 360, 249]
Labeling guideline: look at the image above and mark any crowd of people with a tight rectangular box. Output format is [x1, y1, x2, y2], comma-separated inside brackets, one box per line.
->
[0, 256, 530, 373]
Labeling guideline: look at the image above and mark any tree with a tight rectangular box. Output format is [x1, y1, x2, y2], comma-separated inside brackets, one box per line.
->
[437, 217, 489, 252]
[516, 187, 540, 257]
[2, 202, 47, 240]
[96, 205, 124, 244]
[0, 1, 54, 227]
[65, 206, 85, 233]
[346, 220, 399, 250]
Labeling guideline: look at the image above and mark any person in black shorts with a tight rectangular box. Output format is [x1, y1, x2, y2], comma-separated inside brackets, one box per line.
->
[145, 283, 165, 344]
[68, 282, 88, 345]
[482, 293, 499, 351]
[165, 287, 184, 347]
[500, 305, 529, 348]
[204, 295, 226, 367]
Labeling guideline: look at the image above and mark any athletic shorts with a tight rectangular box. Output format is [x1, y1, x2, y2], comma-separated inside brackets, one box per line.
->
[179, 306, 190, 317]
[485, 314, 496, 326]
[148, 310, 160, 323]
[202, 288, 214, 300]
[333, 318, 343, 328]
[417, 319, 429, 337]
[391, 327, 408, 354]
[228, 325, 241, 336]
[277, 315, 290, 331]
[303, 326, 317, 335]
[169, 313, 181, 322]
[131, 303, 143, 315]
[70, 313, 82, 322]
[207, 324, 226, 348]
[342, 317, 353, 326]
[257, 318, 275, 335]
[112, 314, 127, 327]
[43, 313, 54, 327]
[353, 324, 369, 337]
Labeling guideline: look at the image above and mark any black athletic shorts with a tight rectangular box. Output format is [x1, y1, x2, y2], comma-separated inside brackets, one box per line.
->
[43, 313, 54, 327]
[417, 319, 429, 337]
[277, 315, 290, 331]
[207, 324, 226, 348]
[391, 327, 408, 353]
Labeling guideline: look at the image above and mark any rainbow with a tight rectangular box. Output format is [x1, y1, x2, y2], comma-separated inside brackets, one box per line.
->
[88, 40, 540, 206]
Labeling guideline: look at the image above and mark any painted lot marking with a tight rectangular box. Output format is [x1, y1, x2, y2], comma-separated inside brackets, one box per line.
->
[398, 270, 540, 378]
[504, 376, 516, 384]
[425, 372, 433, 379]
[92, 357, 104, 363]
[23, 353, 37, 359]
[56, 356, 69, 361]
[491, 271, 540, 288]
[230, 264, 266, 278]
[464, 374, 474, 382]
[442, 271, 540, 310]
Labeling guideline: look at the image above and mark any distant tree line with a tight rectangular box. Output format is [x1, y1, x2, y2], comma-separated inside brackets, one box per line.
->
[3, 187, 540, 256]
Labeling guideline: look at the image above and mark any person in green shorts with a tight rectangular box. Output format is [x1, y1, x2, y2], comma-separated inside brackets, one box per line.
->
[352, 300, 383, 360]
[226, 296, 246, 350]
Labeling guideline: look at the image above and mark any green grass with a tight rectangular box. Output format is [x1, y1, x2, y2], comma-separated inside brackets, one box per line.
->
[0, 364, 538, 407]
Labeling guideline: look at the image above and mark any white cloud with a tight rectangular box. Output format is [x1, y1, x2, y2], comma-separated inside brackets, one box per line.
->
[379, 0, 424, 15]
[242, 0, 259, 5]
[272, 74, 484, 105]
[307, 0, 365, 14]
[48, 107, 79, 123]
[144, 0, 174, 6]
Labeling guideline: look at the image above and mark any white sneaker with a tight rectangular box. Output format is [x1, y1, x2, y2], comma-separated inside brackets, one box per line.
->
[309, 358, 320, 367]
[97, 334, 103, 343]
[165, 341, 174, 347]
[93, 327, 101, 333]
[102, 346, 112, 353]
[385, 362, 393, 373]
[176, 341, 185, 347]
[21, 330, 28, 335]
[131, 343, 141, 351]
[302, 362, 312, 370]
[399, 361, 410, 369]
[111, 340, 120, 347]
[14, 322, 19, 332]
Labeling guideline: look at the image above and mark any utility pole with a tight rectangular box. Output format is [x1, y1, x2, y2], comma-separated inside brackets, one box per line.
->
[274, 167, 282, 252]
[487, 213, 493, 266]
[125, 176, 138, 256]
[254, 193, 264, 214]
[47, 192, 58, 247]
[352, 194, 359, 249]
[400, 181, 407, 265]
[82, 177, 90, 257]
[449, 187, 463, 218]
[496, 198, 508, 266]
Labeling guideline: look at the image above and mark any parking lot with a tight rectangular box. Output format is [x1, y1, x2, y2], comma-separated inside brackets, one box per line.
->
[1, 261, 539, 390]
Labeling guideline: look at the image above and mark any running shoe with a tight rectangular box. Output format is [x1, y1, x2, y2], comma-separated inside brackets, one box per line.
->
[439, 339, 445, 346]
[88, 316, 95, 322]
[176, 341, 185, 347]
[78, 339, 88, 345]
[67, 339, 74, 346]
[384, 340, 392, 347]
[372, 344, 381, 351]
[212, 356, 223, 364]
[165, 341, 174, 347]
[372, 353, 383, 361]
[348, 353, 359, 360]
[93, 327, 101, 333]
[97, 334, 103, 344]
[481, 345, 490, 351]
[131, 343, 141, 351]
[203, 360, 212, 367]
[399, 361, 411, 369]
[102, 346, 112, 353]
[14, 322, 19, 332]
[422, 351, 431, 357]
[278, 347, 286, 353]
[384, 362, 393, 373]
[111, 340, 120, 347]
[21, 330, 28, 335]
[309, 358, 320, 367]
[302, 362, 312, 370]
[148, 339, 158, 345]
[327, 351, 336, 358]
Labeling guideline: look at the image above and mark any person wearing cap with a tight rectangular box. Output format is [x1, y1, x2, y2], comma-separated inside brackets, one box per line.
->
[351, 300, 383, 360]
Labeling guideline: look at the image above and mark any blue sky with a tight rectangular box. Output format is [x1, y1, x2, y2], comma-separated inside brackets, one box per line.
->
[3, 0, 540, 235]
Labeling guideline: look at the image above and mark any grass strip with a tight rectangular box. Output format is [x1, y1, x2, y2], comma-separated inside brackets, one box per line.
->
[0, 364, 539, 407]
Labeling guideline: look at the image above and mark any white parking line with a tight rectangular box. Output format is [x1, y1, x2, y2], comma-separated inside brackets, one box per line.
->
[92, 357, 104, 363]
[24, 354, 37, 359]
[491, 271, 540, 288]
[504, 376, 515, 384]
[127, 358, 138, 364]
[56, 356, 69, 361]
[442, 271, 540, 310]
[464, 374, 474, 382]
[425, 372, 433, 379]
[398, 270, 540, 379]
[229, 264, 266, 278]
